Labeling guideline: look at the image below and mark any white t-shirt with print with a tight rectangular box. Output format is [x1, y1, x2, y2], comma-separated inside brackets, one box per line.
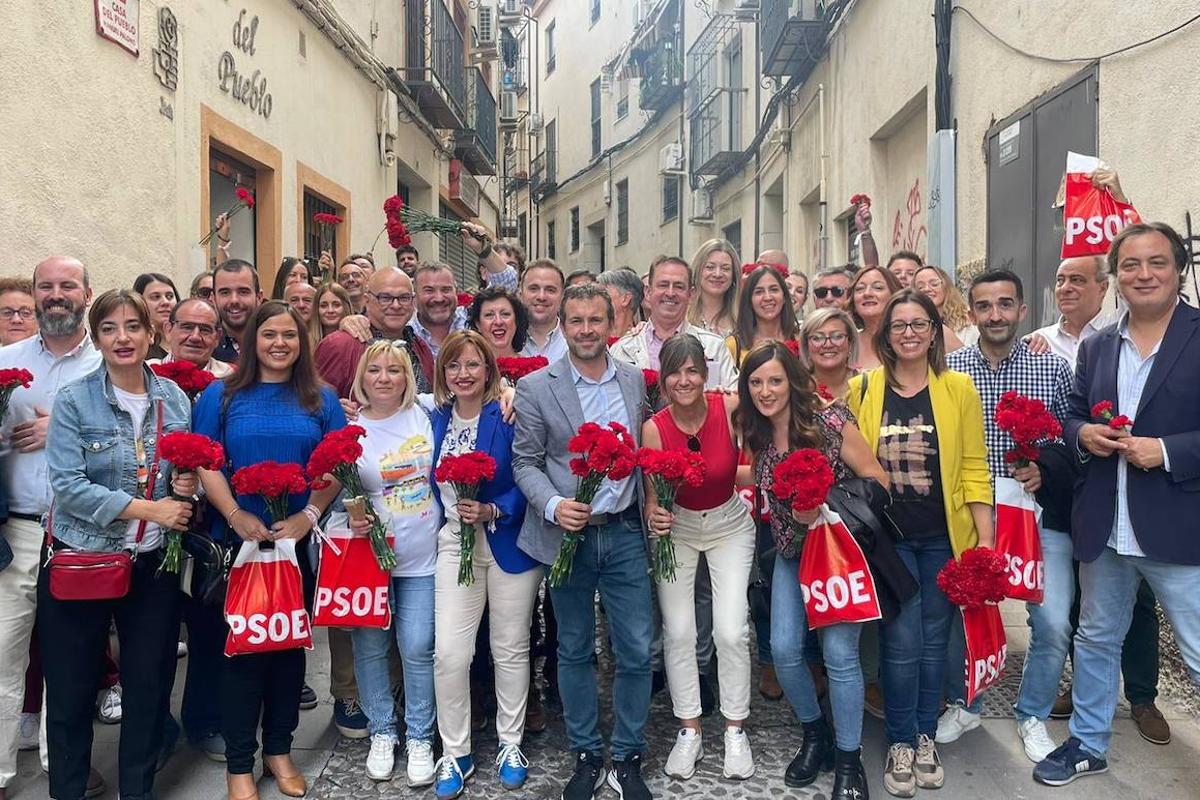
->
[112, 386, 163, 553]
[356, 406, 439, 577]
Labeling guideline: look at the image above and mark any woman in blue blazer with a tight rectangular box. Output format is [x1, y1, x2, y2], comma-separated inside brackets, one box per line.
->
[428, 331, 540, 797]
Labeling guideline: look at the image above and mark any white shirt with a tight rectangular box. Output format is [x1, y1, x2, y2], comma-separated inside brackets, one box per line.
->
[112, 386, 163, 552]
[357, 406, 439, 577]
[522, 322, 569, 363]
[0, 333, 102, 515]
[1031, 309, 1119, 369]
[434, 409, 480, 539]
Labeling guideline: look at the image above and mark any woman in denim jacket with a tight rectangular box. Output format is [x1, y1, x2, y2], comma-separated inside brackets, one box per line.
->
[41, 289, 194, 800]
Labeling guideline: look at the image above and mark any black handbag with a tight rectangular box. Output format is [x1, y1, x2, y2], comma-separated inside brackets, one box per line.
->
[181, 531, 232, 608]
[746, 484, 774, 621]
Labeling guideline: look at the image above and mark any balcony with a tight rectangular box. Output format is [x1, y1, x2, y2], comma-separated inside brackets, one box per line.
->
[635, 36, 682, 112]
[503, 145, 529, 196]
[761, 0, 828, 79]
[404, 0, 468, 130]
[690, 94, 742, 176]
[454, 68, 498, 175]
[530, 150, 557, 201]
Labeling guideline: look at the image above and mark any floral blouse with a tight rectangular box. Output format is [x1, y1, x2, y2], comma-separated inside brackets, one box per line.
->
[756, 401, 853, 559]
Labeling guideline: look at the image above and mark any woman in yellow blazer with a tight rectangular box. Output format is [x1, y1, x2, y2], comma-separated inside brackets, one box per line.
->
[846, 289, 993, 799]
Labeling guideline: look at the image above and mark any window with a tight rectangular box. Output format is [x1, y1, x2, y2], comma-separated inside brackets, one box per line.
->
[570, 207, 581, 252]
[517, 211, 527, 253]
[590, 0, 601, 26]
[616, 179, 629, 245]
[590, 78, 602, 158]
[208, 149, 258, 269]
[545, 21, 556, 75]
[438, 202, 474, 288]
[302, 191, 339, 264]
[723, 220, 742, 259]
[546, 220, 557, 259]
[726, 35, 743, 150]
[662, 176, 679, 223]
[545, 119, 557, 183]
[616, 78, 629, 119]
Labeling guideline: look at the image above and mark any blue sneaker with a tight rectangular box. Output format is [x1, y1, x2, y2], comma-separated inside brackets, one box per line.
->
[334, 698, 369, 739]
[434, 754, 475, 799]
[496, 742, 529, 790]
[1032, 737, 1108, 786]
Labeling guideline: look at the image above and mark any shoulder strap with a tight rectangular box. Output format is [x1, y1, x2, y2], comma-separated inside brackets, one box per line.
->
[133, 399, 165, 546]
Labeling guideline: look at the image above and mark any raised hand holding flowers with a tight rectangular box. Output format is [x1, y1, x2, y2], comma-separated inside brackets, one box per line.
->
[307, 426, 397, 571]
[434, 451, 498, 586]
[199, 187, 255, 246]
[156, 432, 226, 574]
[637, 448, 706, 582]
[312, 213, 343, 279]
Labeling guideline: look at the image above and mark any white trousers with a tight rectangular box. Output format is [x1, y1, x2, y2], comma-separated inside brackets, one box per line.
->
[0, 518, 43, 787]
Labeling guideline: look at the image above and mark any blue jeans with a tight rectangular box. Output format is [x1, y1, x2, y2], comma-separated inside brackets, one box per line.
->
[881, 537, 955, 746]
[1070, 547, 1200, 757]
[771, 554, 865, 751]
[549, 518, 652, 760]
[350, 575, 435, 742]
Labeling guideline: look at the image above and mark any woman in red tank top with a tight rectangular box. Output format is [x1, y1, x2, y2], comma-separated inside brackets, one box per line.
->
[641, 334, 758, 781]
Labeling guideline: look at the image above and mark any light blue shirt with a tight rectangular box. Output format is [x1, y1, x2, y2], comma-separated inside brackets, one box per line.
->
[1108, 310, 1173, 557]
[408, 307, 468, 359]
[543, 356, 636, 523]
[522, 322, 569, 363]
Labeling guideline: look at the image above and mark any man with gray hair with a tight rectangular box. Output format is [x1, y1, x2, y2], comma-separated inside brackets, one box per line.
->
[811, 266, 856, 311]
[596, 268, 643, 338]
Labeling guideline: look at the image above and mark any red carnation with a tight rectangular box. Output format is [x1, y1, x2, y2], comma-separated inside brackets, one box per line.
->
[816, 383, 835, 402]
[643, 369, 661, 414]
[313, 212, 343, 226]
[850, 193, 872, 208]
[156, 432, 225, 574]
[235, 187, 256, 208]
[783, 339, 801, 357]
[742, 262, 789, 279]
[497, 356, 548, 384]
[1092, 400, 1132, 432]
[0, 368, 33, 424]
[994, 391, 1061, 468]
[384, 195, 412, 250]
[607, 335, 621, 347]
[231, 462, 308, 524]
[434, 451, 499, 586]
[151, 360, 216, 400]
[638, 448, 707, 582]
[772, 448, 835, 515]
[936, 547, 1008, 609]
[457, 292, 474, 308]
[306, 427, 395, 571]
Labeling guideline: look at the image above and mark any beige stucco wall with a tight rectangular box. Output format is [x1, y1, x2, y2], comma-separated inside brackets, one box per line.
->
[0, 0, 496, 291]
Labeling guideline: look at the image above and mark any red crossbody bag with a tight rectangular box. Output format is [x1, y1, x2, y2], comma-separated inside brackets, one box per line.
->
[45, 401, 163, 601]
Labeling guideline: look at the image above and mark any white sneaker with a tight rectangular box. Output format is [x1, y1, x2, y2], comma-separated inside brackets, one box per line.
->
[405, 739, 436, 787]
[17, 712, 39, 751]
[663, 728, 703, 779]
[722, 727, 755, 779]
[177, 641, 188, 659]
[96, 685, 122, 724]
[366, 734, 397, 781]
[934, 703, 980, 744]
[1017, 717, 1056, 763]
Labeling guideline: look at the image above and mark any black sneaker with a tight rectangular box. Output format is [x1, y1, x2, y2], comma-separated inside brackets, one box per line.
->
[562, 751, 606, 800]
[1032, 737, 1108, 786]
[299, 683, 318, 710]
[606, 753, 652, 800]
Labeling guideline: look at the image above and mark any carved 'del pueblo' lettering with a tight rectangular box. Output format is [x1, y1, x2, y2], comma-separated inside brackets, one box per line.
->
[217, 8, 272, 119]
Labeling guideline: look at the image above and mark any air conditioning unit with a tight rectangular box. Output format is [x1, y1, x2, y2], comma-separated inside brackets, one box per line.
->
[691, 187, 713, 221]
[603, 178, 612, 206]
[498, 0, 522, 23]
[499, 91, 519, 127]
[659, 142, 684, 174]
[528, 112, 543, 133]
[475, 5, 497, 47]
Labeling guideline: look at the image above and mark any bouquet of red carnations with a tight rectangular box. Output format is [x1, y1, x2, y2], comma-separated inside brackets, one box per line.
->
[151, 361, 216, 401]
[156, 432, 226, 574]
[936, 547, 1008, 609]
[1091, 400, 1132, 432]
[0, 368, 33, 424]
[307, 426, 396, 571]
[549, 422, 638, 588]
[771, 448, 835, 523]
[231, 461, 309, 525]
[434, 452, 498, 586]
[383, 196, 413, 249]
[850, 193, 872, 208]
[637, 448, 706, 582]
[642, 369, 661, 414]
[995, 391, 1062, 467]
[496, 356, 549, 384]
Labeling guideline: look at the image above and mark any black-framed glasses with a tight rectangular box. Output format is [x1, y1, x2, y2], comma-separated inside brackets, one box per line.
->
[813, 286, 846, 299]
[687, 435, 701, 452]
[888, 319, 934, 335]
[369, 292, 415, 306]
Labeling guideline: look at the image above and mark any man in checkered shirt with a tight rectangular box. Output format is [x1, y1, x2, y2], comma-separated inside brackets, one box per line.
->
[940, 269, 1075, 765]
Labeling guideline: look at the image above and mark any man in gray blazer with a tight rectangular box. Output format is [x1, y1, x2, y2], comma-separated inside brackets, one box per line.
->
[513, 283, 654, 800]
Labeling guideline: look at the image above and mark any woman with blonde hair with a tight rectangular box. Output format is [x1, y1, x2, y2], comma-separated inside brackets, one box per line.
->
[798, 308, 859, 401]
[849, 267, 902, 370]
[310, 282, 353, 345]
[912, 265, 975, 352]
[688, 239, 740, 338]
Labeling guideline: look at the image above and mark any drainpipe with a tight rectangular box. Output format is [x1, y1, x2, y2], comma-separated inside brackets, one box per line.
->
[753, 17, 762, 256]
[677, 3, 685, 260]
[817, 82, 828, 269]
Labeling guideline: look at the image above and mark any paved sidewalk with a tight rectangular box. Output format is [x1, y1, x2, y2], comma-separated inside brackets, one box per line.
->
[10, 601, 1200, 799]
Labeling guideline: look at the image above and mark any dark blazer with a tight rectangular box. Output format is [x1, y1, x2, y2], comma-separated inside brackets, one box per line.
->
[1065, 301, 1200, 564]
[430, 399, 538, 574]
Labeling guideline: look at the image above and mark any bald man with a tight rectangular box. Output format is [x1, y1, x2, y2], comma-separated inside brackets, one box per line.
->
[756, 249, 790, 268]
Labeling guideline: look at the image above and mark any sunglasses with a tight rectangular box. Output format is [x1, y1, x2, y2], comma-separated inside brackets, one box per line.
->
[813, 286, 846, 299]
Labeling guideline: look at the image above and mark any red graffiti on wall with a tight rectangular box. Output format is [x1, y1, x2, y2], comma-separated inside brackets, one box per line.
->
[892, 178, 927, 258]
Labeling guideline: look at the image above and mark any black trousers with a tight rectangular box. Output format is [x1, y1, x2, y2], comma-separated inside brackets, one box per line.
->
[1069, 571, 1159, 704]
[38, 549, 181, 800]
[221, 647, 305, 774]
[181, 594, 227, 742]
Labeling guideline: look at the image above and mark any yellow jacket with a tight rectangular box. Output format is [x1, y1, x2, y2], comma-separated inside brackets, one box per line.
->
[847, 366, 992, 557]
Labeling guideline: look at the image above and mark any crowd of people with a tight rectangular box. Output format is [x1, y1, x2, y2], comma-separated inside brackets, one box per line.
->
[0, 208, 1197, 800]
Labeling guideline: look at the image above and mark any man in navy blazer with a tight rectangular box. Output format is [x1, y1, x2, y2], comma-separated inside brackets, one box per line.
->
[1035, 222, 1200, 787]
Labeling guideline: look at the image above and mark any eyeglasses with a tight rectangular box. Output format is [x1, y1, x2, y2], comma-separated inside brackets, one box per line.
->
[813, 286, 846, 299]
[369, 292, 414, 306]
[0, 308, 34, 320]
[175, 322, 218, 337]
[888, 319, 934, 335]
[806, 331, 849, 346]
[687, 435, 701, 452]
[446, 360, 484, 374]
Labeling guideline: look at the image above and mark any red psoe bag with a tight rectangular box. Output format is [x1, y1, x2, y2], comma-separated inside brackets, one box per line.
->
[962, 603, 1007, 705]
[223, 540, 313, 657]
[735, 451, 770, 523]
[994, 476, 1045, 604]
[313, 525, 393, 629]
[798, 505, 883, 629]
[1061, 169, 1140, 258]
